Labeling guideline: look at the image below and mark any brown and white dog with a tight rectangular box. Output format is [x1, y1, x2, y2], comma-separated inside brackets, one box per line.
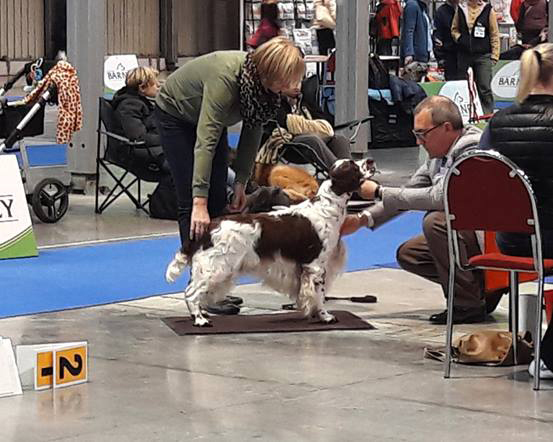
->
[165, 159, 376, 327]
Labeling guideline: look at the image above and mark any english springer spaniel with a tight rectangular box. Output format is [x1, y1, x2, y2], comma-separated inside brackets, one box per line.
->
[166, 159, 375, 327]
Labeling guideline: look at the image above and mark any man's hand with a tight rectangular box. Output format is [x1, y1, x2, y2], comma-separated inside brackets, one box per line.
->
[341, 213, 369, 236]
[359, 180, 380, 200]
[404, 56, 414, 66]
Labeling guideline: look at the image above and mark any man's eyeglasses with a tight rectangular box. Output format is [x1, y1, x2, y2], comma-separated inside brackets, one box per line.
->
[412, 122, 443, 140]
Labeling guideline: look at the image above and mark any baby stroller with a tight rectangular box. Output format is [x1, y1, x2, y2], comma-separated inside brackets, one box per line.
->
[0, 59, 71, 223]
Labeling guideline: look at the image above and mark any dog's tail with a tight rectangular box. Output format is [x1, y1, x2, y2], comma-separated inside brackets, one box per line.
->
[165, 250, 189, 283]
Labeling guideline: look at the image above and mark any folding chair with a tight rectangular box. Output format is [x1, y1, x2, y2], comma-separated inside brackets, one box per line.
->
[95, 97, 165, 214]
[443, 149, 553, 390]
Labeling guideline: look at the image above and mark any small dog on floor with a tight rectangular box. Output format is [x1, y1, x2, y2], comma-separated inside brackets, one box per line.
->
[165, 159, 376, 327]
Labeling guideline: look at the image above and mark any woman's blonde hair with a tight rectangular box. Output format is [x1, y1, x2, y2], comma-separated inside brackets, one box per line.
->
[517, 43, 553, 102]
[251, 36, 305, 86]
[125, 66, 159, 90]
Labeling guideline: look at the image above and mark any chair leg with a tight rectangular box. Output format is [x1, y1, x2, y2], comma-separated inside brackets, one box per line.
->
[509, 271, 519, 364]
[95, 159, 101, 213]
[444, 256, 457, 378]
[137, 179, 141, 209]
[534, 275, 545, 391]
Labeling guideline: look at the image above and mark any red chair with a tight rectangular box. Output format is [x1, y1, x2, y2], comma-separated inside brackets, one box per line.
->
[443, 149, 553, 390]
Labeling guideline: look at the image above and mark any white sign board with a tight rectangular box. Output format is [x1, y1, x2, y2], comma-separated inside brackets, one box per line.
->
[491, 61, 520, 100]
[0, 338, 23, 398]
[0, 154, 37, 259]
[293, 28, 314, 55]
[439, 80, 484, 124]
[104, 54, 139, 94]
[16, 341, 88, 390]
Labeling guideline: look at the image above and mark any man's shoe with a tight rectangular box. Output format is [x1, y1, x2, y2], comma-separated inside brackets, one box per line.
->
[486, 290, 505, 314]
[528, 359, 553, 379]
[429, 306, 487, 325]
[205, 300, 240, 315]
[225, 295, 243, 306]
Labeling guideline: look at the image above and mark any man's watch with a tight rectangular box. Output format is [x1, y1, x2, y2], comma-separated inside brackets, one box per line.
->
[374, 184, 382, 200]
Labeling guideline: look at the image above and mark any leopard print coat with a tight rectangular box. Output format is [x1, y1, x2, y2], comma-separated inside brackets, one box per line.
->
[24, 61, 83, 144]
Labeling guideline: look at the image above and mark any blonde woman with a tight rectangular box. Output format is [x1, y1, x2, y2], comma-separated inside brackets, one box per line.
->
[155, 38, 304, 314]
[487, 43, 553, 378]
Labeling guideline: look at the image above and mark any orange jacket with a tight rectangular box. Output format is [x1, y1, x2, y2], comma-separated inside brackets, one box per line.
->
[511, 0, 524, 22]
[376, 0, 402, 39]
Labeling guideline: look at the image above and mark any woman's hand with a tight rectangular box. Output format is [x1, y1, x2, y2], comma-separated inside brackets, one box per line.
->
[229, 182, 247, 213]
[190, 197, 210, 240]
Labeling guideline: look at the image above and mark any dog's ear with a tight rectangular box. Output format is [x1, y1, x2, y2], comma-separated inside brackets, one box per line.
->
[358, 158, 376, 179]
[330, 160, 363, 195]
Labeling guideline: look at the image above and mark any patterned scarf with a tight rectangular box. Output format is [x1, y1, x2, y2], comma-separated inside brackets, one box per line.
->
[239, 53, 281, 129]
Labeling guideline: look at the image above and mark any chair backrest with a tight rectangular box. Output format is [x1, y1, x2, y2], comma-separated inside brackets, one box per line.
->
[98, 97, 117, 134]
[98, 97, 129, 165]
[301, 75, 320, 114]
[97, 96, 165, 182]
[444, 150, 538, 234]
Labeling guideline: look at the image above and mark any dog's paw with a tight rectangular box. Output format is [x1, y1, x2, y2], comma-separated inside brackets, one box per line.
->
[318, 310, 337, 324]
[193, 315, 212, 327]
[165, 251, 187, 283]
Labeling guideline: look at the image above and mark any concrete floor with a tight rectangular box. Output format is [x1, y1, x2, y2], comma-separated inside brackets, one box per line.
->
[2, 107, 553, 441]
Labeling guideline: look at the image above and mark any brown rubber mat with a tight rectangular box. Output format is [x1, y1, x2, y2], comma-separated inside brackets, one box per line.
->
[162, 310, 375, 335]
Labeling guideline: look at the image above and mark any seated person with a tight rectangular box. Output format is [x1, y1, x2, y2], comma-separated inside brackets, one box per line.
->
[341, 96, 501, 325]
[487, 43, 553, 378]
[111, 66, 169, 174]
[255, 78, 351, 184]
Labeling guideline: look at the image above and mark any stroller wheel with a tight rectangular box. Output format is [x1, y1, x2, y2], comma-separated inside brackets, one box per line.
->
[31, 178, 69, 223]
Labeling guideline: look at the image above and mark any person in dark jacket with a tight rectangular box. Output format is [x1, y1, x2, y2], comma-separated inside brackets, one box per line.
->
[451, 0, 500, 114]
[515, 0, 548, 46]
[400, 0, 432, 66]
[434, 0, 461, 80]
[488, 43, 553, 379]
[111, 66, 169, 174]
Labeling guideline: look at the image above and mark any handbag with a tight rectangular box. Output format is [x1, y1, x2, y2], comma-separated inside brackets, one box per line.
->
[424, 330, 534, 366]
[314, 2, 336, 30]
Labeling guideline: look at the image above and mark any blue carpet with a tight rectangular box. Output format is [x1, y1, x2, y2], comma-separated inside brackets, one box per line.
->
[0, 212, 423, 318]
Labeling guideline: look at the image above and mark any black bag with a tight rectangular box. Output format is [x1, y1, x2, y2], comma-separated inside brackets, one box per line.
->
[368, 96, 417, 149]
[0, 104, 45, 138]
[369, 54, 390, 90]
[149, 175, 178, 220]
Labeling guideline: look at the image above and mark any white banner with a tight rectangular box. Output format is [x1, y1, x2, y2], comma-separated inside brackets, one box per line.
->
[104, 54, 139, 94]
[491, 61, 520, 100]
[0, 154, 37, 259]
[439, 80, 484, 124]
[0, 338, 22, 398]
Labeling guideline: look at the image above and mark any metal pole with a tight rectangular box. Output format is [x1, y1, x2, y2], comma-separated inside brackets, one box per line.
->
[66, 0, 106, 191]
[335, 0, 369, 157]
[549, 0, 553, 43]
[240, 0, 245, 51]
[160, 0, 178, 71]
